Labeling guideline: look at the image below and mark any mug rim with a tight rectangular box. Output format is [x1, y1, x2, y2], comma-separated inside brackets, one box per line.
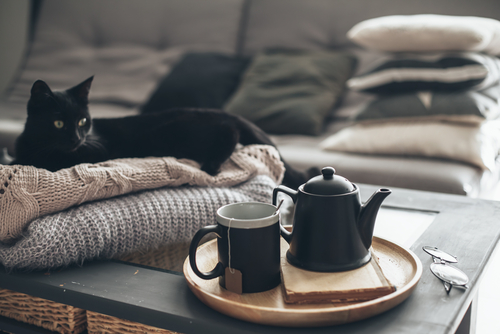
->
[216, 202, 280, 229]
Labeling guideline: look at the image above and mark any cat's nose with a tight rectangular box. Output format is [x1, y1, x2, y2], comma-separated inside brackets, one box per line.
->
[68, 135, 82, 147]
[70, 133, 81, 144]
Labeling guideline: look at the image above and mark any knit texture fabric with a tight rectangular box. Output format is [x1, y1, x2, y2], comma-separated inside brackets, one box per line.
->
[0, 145, 284, 242]
[0, 174, 277, 271]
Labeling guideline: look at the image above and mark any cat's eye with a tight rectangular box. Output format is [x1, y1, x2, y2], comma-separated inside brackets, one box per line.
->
[78, 118, 87, 127]
[54, 120, 64, 129]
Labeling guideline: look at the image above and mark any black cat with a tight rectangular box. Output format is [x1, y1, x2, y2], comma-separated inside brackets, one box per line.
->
[11, 77, 315, 188]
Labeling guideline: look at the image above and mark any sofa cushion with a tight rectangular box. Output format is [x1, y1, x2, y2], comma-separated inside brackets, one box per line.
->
[224, 50, 357, 135]
[141, 53, 250, 112]
[347, 53, 500, 94]
[347, 15, 500, 55]
[6, 0, 245, 107]
[275, 142, 488, 196]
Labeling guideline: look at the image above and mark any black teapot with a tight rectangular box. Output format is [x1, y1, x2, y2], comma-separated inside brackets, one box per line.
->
[273, 167, 391, 272]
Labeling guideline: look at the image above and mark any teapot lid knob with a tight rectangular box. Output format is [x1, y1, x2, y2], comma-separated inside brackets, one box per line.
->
[302, 166, 355, 195]
[322, 167, 335, 179]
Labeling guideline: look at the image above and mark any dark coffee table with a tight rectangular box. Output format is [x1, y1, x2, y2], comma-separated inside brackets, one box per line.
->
[1, 184, 499, 334]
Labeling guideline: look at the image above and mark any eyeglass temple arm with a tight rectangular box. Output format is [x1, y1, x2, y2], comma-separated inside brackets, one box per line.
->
[443, 281, 469, 294]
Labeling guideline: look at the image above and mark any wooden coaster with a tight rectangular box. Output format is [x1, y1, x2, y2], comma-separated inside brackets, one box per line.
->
[281, 246, 396, 304]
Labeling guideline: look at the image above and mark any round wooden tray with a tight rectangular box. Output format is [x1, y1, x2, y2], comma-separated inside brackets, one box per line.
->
[183, 236, 422, 327]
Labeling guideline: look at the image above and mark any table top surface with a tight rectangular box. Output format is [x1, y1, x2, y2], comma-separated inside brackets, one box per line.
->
[1, 184, 500, 334]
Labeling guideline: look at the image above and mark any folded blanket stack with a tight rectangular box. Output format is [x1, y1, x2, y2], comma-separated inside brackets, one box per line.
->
[0, 145, 284, 271]
[321, 15, 500, 170]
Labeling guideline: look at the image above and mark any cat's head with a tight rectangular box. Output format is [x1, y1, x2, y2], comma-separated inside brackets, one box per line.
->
[25, 76, 93, 152]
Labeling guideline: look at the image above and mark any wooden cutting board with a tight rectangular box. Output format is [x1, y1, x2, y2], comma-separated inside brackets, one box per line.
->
[281, 248, 396, 304]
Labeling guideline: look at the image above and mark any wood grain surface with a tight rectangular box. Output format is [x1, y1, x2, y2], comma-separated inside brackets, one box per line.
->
[281, 248, 395, 304]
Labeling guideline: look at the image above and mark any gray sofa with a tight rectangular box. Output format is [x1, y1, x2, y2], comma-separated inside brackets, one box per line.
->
[2, 0, 500, 198]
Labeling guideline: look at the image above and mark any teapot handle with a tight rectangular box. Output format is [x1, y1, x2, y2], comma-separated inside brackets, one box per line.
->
[272, 185, 298, 244]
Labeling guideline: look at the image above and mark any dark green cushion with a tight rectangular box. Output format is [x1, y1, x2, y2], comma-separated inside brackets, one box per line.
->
[355, 85, 500, 124]
[224, 50, 357, 135]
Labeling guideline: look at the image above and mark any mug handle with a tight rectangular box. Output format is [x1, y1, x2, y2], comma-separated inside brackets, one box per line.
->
[272, 185, 298, 244]
[189, 225, 225, 280]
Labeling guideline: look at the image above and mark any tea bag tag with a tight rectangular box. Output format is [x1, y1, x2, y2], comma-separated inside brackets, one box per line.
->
[225, 267, 243, 294]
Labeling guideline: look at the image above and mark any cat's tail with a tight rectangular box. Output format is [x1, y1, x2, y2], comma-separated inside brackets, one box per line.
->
[234, 115, 319, 189]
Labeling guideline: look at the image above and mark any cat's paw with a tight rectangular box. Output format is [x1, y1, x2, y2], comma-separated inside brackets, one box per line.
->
[0, 148, 14, 165]
[201, 161, 222, 176]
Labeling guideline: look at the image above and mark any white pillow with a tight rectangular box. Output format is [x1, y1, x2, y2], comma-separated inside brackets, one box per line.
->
[319, 121, 500, 171]
[347, 15, 500, 55]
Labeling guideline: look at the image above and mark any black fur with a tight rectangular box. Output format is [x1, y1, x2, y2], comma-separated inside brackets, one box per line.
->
[12, 77, 317, 188]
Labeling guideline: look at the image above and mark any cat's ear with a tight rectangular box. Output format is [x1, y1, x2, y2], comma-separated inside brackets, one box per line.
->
[30, 80, 53, 99]
[67, 76, 94, 103]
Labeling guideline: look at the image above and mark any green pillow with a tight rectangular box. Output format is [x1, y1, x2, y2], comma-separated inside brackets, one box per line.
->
[224, 50, 357, 135]
[355, 87, 500, 124]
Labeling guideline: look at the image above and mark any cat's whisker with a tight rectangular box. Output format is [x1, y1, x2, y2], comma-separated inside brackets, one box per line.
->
[81, 138, 106, 155]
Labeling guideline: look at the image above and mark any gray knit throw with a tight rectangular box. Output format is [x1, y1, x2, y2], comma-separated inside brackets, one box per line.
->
[0, 175, 275, 271]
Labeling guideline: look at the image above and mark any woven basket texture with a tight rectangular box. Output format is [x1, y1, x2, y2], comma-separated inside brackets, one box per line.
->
[87, 311, 179, 334]
[0, 288, 87, 334]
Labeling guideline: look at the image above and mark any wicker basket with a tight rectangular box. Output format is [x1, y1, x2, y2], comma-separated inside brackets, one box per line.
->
[0, 288, 87, 334]
[86, 311, 179, 334]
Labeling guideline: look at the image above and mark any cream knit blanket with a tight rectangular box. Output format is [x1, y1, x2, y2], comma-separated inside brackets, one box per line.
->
[0, 145, 284, 242]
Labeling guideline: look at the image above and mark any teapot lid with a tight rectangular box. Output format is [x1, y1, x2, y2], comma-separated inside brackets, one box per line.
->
[303, 167, 355, 195]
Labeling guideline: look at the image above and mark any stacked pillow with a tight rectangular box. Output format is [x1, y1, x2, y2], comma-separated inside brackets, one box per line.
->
[320, 15, 500, 170]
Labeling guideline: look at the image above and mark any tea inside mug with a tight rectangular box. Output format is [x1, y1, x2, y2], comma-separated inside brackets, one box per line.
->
[217, 202, 279, 229]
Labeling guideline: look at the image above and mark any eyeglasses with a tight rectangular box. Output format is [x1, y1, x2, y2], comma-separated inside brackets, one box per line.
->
[422, 246, 469, 294]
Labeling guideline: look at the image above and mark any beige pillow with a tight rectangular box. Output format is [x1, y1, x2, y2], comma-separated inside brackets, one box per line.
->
[319, 121, 500, 170]
[347, 15, 500, 55]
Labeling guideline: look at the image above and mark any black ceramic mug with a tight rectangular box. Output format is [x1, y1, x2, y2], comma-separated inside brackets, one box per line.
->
[188, 202, 281, 294]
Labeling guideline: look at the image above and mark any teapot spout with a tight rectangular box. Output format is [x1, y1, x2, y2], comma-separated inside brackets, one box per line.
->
[358, 188, 391, 249]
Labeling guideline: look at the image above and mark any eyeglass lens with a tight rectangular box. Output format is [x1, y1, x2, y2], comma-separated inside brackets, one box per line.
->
[422, 246, 458, 263]
[430, 263, 469, 286]
[423, 246, 469, 294]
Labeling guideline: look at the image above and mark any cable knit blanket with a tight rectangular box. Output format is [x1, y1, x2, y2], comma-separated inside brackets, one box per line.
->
[0, 145, 284, 270]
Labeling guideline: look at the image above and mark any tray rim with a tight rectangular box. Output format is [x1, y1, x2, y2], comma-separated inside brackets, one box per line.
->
[183, 236, 423, 326]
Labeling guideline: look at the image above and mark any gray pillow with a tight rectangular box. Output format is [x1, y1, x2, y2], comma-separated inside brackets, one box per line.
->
[224, 50, 357, 135]
[354, 86, 500, 124]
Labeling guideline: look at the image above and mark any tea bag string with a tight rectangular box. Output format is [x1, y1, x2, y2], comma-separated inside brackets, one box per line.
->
[228, 218, 235, 274]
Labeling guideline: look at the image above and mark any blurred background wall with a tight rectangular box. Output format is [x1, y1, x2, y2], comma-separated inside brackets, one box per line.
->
[0, 0, 30, 96]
